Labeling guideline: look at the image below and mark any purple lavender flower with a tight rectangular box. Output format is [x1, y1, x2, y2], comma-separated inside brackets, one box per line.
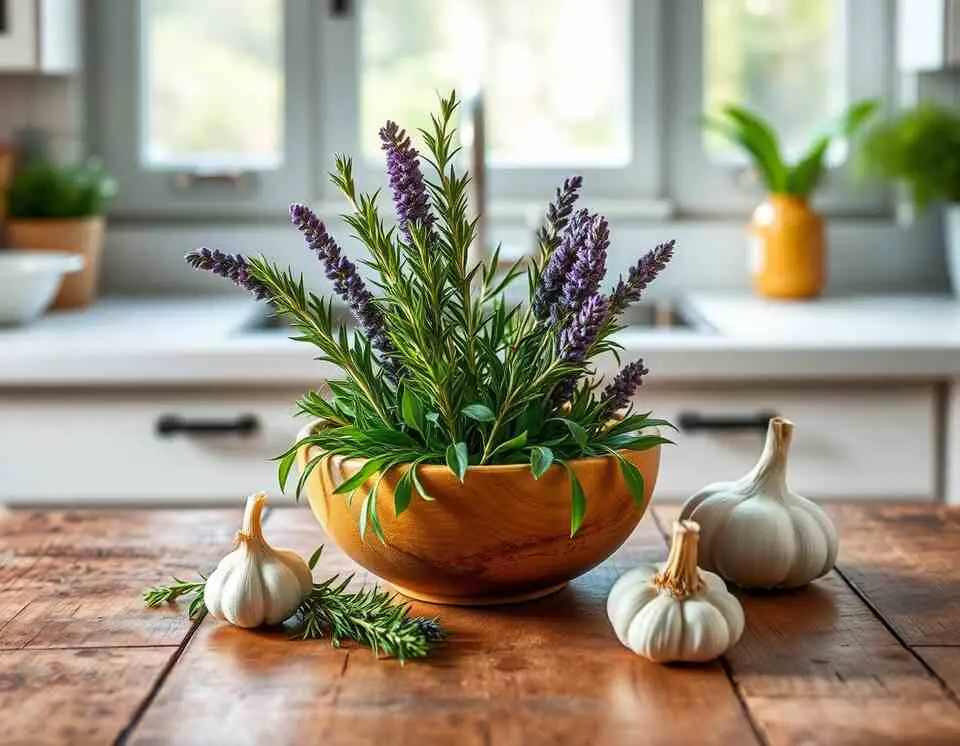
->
[532, 209, 590, 321]
[185, 248, 270, 300]
[608, 240, 676, 316]
[600, 360, 649, 420]
[379, 121, 433, 245]
[559, 214, 609, 319]
[290, 203, 399, 379]
[553, 293, 609, 405]
[536, 175, 583, 250]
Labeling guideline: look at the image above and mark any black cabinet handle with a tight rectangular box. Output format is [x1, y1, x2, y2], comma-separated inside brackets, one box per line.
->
[156, 414, 261, 438]
[678, 411, 776, 433]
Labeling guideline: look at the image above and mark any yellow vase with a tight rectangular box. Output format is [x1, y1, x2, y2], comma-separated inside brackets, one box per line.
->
[749, 195, 825, 299]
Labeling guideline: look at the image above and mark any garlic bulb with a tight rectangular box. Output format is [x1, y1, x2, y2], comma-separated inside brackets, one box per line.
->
[679, 417, 838, 589]
[204, 492, 314, 628]
[607, 520, 744, 663]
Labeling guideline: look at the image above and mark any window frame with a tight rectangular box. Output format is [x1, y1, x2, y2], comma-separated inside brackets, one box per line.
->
[88, 0, 896, 221]
[89, 0, 315, 219]
[664, 0, 895, 215]
[323, 0, 664, 205]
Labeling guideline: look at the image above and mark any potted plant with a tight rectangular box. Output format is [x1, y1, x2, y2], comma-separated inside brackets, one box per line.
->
[702, 100, 878, 299]
[859, 103, 960, 296]
[186, 94, 676, 605]
[4, 156, 117, 308]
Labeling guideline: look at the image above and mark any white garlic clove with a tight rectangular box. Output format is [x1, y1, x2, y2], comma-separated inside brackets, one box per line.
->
[203, 492, 314, 629]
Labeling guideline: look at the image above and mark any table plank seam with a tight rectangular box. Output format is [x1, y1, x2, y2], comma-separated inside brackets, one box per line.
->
[112, 613, 207, 746]
[834, 565, 960, 709]
[650, 509, 768, 746]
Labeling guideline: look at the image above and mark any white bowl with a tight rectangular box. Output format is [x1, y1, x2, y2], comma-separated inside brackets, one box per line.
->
[0, 251, 85, 326]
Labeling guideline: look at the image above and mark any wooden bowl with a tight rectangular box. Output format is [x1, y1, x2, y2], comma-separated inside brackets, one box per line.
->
[296, 423, 661, 606]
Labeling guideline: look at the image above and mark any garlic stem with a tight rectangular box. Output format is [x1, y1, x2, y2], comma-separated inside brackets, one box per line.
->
[238, 492, 269, 544]
[654, 520, 703, 599]
[747, 416, 794, 488]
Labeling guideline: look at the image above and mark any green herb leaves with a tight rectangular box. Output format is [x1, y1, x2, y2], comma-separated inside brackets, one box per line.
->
[462, 403, 495, 423]
[445, 442, 469, 481]
[530, 446, 555, 479]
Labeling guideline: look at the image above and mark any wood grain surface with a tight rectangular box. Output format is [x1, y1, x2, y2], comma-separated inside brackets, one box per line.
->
[1, 502, 958, 746]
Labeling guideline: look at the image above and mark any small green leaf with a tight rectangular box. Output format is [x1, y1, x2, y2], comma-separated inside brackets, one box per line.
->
[445, 442, 469, 481]
[489, 431, 528, 460]
[401, 388, 425, 432]
[410, 461, 435, 501]
[333, 457, 387, 495]
[277, 449, 297, 492]
[394, 469, 414, 516]
[618, 435, 674, 452]
[425, 411, 441, 425]
[462, 403, 495, 423]
[308, 545, 324, 570]
[567, 467, 587, 537]
[562, 419, 588, 448]
[618, 458, 647, 510]
[530, 446, 554, 479]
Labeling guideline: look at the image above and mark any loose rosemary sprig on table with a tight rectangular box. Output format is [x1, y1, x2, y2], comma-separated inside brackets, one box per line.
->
[142, 576, 207, 620]
[142, 551, 445, 661]
[293, 574, 445, 661]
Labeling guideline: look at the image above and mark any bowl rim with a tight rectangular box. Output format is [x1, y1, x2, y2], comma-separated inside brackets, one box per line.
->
[0, 250, 84, 273]
[296, 419, 659, 475]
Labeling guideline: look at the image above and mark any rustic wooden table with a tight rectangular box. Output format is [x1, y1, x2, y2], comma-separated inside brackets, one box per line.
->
[1, 503, 958, 746]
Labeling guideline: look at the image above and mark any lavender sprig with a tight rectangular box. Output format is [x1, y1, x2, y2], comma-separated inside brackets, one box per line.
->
[379, 121, 433, 245]
[290, 203, 399, 379]
[185, 248, 270, 300]
[608, 240, 676, 316]
[536, 176, 584, 252]
[532, 209, 590, 321]
[599, 360, 649, 420]
[553, 293, 609, 404]
[559, 215, 609, 319]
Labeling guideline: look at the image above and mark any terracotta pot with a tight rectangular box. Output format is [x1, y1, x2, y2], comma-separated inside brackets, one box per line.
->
[5, 216, 105, 308]
[297, 423, 661, 605]
[749, 194, 825, 299]
[0, 144, 15, 222]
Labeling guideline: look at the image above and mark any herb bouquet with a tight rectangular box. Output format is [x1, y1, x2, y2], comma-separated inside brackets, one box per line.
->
[187, 94, 675, 604]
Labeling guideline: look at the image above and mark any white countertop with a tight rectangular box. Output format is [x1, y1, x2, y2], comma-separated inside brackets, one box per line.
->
[3, 294, 960, 386]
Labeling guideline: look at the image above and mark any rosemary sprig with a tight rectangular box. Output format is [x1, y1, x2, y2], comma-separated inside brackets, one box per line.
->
[142, 576, 207, 620]
[141, 555, 445, 661]
[293, 574, 445, 662]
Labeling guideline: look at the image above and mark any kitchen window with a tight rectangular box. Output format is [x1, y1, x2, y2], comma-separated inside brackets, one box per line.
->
[88, 0, 894, 219]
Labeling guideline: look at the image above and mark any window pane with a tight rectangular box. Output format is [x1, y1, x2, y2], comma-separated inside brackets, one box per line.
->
[140, 0, 283, 171]
[361, 0, 631, 167]
[704, 0, 846, 161]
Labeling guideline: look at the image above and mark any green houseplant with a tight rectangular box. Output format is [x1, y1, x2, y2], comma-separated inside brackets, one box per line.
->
[859, 103, 960, 296]
[4, 156, 117, 308]
[186, 93, 675, 604]
[701, 99, 878, 299]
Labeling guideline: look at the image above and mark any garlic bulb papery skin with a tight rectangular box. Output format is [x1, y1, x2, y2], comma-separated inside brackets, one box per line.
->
[607, 520, 744, 663]
[204, 492, 314, 628]
[679, 417, 838, 589]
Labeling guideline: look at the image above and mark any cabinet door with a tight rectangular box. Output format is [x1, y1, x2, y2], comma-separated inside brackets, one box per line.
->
[0, 0, 36, 70]
[641, 384, 937, 501]
[0, 389, 315, 504]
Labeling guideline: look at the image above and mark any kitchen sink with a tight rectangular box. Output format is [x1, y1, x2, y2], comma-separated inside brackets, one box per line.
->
[241, 299, 709, 333]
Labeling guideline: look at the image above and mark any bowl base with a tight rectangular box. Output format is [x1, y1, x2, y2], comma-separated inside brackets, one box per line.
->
[389, 582, 568, 607]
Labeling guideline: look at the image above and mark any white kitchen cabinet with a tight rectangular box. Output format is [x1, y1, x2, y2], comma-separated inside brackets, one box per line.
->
[0, 389, 311, 503]
[898, 0, 960, 72]
[646, 383, 937, 501]
[0, 383, 939, 505]
[0, 0, 80, 73]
